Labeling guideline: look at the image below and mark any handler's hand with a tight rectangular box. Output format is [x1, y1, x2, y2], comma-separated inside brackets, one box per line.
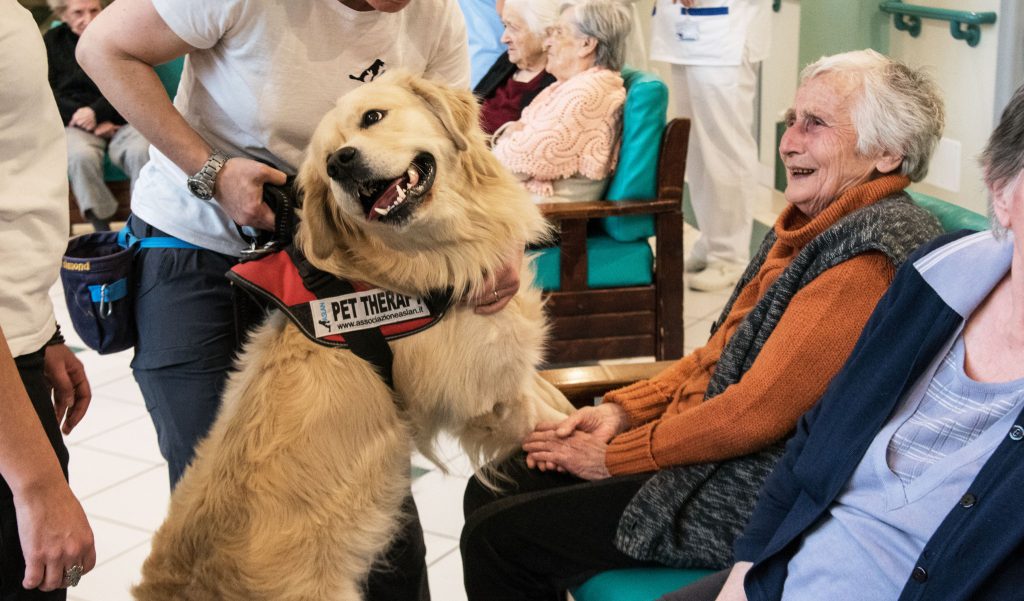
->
[43, 344, 91, 435]
[15, 481, 95, 592]
[214, 158, 284, 232]
[471, 243, 524, 315]
[69, 107, 97, 132]
[523, 429, 612, 480]
[714, 562, 752, 601]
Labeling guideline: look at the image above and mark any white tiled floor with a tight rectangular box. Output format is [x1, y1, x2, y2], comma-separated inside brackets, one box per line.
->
[53, 189, 780, 600]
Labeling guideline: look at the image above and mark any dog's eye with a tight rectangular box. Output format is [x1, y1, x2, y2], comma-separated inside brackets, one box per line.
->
[361, 110, 387, 128]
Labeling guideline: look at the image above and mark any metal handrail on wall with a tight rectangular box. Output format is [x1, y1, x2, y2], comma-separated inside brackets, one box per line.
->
[879, 1, 997, 47]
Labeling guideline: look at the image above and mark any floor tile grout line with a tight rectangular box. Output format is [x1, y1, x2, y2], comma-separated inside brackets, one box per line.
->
[92, 394, 145, 407]
[88, 514, 157, 536]
[427, 544, 462, 567]
[78, 463, 168, 501]
[75, 443, 165, 467]
[68, 414, 155, 447]
[422, 529, 460, 542]
[89, 538, 153, 573]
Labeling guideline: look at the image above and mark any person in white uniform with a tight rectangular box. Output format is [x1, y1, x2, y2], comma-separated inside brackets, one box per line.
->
[650, 0, 770, 291]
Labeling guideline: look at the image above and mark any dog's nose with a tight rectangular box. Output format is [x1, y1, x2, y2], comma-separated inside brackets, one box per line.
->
[326, 147, 359, 180]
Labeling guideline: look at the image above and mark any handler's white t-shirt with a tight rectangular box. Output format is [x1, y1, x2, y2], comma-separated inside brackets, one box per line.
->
[0, 1, 68, 357]
[135, 0, 470, 256]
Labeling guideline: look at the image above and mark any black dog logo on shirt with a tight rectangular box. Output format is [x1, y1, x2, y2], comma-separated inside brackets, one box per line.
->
[349, 59, 386, 83]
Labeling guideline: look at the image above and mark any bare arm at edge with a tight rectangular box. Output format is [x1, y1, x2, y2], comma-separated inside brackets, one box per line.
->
[0, 327, 95, 592]
[77, 0, 279, 230]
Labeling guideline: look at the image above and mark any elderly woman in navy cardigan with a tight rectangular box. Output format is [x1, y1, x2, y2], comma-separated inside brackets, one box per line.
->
[666, 83, 1024, 601]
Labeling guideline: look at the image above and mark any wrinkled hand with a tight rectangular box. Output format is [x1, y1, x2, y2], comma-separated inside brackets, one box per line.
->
[524, 401, 626, 477]
[522, 428, 612, 480]
[14, 481, 95, 592]
[214, 157, 284, 231]
[93, 122, 120, 139]
[69, 107, 97, 132]
[553, 403, 629, 441]
[43, 344, 91, 435]
[470, 243, 524, 315]
[714, 562, 753, 601]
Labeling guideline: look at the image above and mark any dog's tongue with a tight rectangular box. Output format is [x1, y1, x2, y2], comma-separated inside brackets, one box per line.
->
[366, 167, 421, 222]
[367, 178, 405, 222]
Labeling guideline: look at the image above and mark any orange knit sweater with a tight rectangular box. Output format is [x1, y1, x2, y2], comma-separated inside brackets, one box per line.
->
[604, 175, 911, 475]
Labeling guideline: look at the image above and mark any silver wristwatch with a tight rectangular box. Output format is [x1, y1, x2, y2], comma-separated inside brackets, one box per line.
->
[187, 150, 228, 200]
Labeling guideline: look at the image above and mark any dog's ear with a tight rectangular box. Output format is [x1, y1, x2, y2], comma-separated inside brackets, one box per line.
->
[297, 156, 341, 261]
[408, 77, 479, 152]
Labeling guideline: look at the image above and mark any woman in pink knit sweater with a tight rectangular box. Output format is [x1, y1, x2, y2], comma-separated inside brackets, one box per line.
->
[491, 0, 629, 202]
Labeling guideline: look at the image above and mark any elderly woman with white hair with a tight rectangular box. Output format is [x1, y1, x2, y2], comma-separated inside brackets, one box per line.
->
[474, 0, 559, 135]
[663, 81, 1024, 601]
[491, 0, 630, 201]
[461, 49, 947, 601]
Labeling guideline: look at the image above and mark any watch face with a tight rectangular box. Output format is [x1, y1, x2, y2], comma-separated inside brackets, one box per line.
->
[188, 178, 214, 200]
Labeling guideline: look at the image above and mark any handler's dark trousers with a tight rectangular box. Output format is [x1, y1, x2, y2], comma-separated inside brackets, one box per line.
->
[128, 215, 238, 488]
[0, 348, 70, 601]
[128, 215, 430, 600]
[461, 455, 656, 601]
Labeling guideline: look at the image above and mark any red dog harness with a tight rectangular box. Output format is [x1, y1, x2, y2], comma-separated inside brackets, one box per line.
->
[227, 246, 452, 389]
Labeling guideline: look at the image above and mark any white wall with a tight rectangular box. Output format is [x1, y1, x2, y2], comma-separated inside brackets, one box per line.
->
[758, 0, 801, 185]
[886, 0, 1001, 214]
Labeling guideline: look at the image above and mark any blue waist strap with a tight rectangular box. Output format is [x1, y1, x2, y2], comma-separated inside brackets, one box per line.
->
[117, 227, 203, 250]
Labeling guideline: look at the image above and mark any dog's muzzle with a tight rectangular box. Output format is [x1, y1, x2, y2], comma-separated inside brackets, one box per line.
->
[326, 148, 436, 225]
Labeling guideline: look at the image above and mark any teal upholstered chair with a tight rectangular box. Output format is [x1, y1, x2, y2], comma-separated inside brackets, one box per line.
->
[530, 69, 688, 364]
[69, 57, 184, 224]
[907, 190, 990, 232]
[554, 193, 988, 600]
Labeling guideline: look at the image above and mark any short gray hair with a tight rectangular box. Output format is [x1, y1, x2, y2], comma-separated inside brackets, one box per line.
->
[47, 0, 67, 16]
[504, 0, 560, 37]
[801, 49, 945, 183]
[980, 83, 1024, 236]
[560, 0, 631, 71]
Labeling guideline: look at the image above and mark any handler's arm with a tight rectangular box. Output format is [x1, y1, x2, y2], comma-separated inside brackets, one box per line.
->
[76, 0, 277, 229]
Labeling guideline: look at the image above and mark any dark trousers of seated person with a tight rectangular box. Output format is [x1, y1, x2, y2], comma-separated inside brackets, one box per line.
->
[461, 454, 658, 601]
[0, 349, 70, 601]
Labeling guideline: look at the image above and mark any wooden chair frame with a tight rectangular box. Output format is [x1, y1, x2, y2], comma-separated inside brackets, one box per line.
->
[540, 360, 675, 408]
[536, 118, 690, 365]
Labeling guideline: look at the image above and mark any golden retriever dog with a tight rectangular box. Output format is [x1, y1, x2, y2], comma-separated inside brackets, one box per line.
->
[132, 70, 574, 601]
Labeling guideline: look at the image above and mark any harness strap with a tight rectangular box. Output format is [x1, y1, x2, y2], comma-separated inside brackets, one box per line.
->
[285, 246, 397, 391]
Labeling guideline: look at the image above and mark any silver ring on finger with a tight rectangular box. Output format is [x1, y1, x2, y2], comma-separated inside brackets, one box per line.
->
[63, 564, 84, 588]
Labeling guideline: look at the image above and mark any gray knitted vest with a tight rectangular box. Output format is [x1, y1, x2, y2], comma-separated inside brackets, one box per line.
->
[613, 192, 943, 569]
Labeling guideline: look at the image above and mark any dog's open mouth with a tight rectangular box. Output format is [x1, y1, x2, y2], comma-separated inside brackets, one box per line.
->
[357, 153, 436, 224]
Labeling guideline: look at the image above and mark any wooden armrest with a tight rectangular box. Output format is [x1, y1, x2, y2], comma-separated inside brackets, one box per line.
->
[537, 198, 681, 221]
[540, 360, 676, 407]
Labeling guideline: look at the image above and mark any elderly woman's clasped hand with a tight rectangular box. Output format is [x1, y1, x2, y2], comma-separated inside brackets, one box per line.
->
[523, 402, 630, 480]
